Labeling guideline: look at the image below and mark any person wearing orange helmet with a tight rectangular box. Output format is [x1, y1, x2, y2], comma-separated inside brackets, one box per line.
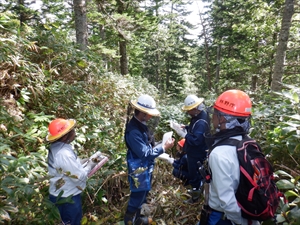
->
[197, 90, 259, 225]
[124, 94, 175, 225]
[172, 139, 191, 186]
[46, 118, 97, 225]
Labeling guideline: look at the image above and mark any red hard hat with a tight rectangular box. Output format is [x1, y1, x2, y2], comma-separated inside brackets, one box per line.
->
[177, 139, 185, 148]
[46, 118, 76, 142]
[214, 90, 252, 117]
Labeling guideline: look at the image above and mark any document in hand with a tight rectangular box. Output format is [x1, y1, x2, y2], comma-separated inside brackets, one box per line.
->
[83, 151, 108, 177]
[162, 131, 173, 146]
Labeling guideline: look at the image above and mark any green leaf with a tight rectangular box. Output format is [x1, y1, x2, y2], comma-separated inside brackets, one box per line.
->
[0, 208, 11, 221]
[277, 179, 295, 189]
[284, 190, 299, 198]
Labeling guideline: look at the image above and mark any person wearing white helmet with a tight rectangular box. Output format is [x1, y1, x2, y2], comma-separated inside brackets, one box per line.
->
[46, 118, 97, 225]
[124, 94, 175, 225]
[173, 94, 210, 204]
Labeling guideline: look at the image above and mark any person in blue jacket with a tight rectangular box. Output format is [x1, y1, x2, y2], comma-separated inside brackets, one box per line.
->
[172, 138, 190, 186]
[172, 94, 210, 203]
[124, 94, 174, 225]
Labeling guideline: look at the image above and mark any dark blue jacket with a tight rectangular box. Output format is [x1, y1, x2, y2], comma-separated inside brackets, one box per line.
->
[125, 116, 164, 174]
[184, 110, 209, 160]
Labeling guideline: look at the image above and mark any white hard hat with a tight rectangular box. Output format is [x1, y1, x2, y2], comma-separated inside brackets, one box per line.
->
[182, 95, 204, 111]
[130, 94, 160, 116]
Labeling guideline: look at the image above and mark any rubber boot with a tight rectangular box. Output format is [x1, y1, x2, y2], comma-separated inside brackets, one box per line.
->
[124, 211, 136, 225]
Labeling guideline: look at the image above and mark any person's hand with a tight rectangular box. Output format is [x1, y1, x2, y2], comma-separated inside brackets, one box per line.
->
[80, 158, 89, 164]
[163, 138, 175, 151]
[85, 160, 98, 171]
[157, 153, 174, 164]
[176, 129, 187, 138]
[167, 157, 174, 164]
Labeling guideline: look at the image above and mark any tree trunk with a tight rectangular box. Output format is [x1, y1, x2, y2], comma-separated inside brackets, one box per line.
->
[199, 12, 212, 91]
[119, 40, 128, 75]
[116, 0, 128, 75]
[271, 0, 294, 92]
[215, 44, 221, 93]
[18, 0, 25, 26]
[73, 0, 88, 50]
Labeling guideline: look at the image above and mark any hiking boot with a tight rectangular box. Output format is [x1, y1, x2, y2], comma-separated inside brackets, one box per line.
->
[184, 189, 202, 204]
[134, 215, 153, 225]
[183, 196, 200, 204]
[188, 188, 203, 196]
[124, 211, 136, 225]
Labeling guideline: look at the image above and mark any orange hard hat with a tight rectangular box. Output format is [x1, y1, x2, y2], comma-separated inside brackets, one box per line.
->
[177, 139, 185, 148]
[46, 118, 76, 142]
[214, 90, 252, 117]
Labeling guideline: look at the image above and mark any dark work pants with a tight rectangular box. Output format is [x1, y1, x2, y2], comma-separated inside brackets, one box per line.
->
[50, 193, 82, 225]
[187, 154, 203, 189]
[197, 210, 233, 225]
[126, 191, 148, 214]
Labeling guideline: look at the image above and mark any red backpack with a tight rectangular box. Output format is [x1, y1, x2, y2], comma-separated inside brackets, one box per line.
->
[212, 135, 282, 221]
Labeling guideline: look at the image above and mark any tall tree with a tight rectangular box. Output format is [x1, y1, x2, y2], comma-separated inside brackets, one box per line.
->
[116, 0, 129, 75]
[140, 0, 198, 96]
[73, 0, 88, 50]
[206, 0, 284, 91]
[271, 0, 294, 92]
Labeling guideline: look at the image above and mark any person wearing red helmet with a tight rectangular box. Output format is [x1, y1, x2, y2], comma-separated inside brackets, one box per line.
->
[197, 90, 260, 225]
[46, 118, 97, 225]
[172, 139, 190, 186]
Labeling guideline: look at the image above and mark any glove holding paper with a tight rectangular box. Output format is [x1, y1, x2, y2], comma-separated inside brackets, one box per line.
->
[157, 153, 174, 164]
[170, 121, 187, 138]
[82, 151, 108, 177]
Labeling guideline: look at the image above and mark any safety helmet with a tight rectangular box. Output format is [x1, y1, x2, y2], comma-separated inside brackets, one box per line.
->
[177, 139, 185, 148]
[182, 95, 204, 111]
[214, 90, 252, 117]
[130, 94, 160, 116]
[46, 118, 76, 142]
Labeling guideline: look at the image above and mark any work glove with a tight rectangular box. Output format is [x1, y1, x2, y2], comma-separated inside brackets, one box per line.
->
[167, 157, 175, 164]
[157, 153, 174, 164]
[84, 160, 98, 171]
[176, 129, 187, 138]
[80, 158, 89, 164]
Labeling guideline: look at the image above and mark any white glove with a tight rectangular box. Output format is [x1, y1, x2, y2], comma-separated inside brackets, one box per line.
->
[84, 160, 98, 171]
[176, 128, 187, 138]
[157, 153, 174, 164]
[167, 157, 174, 164]
[80, 158, 89, 164]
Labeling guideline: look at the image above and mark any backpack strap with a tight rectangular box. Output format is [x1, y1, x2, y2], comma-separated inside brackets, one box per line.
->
[189, 118, 209, 135]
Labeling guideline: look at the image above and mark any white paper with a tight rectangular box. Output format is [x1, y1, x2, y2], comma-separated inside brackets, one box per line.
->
[170, 121, 183, 133]
[162, 131, 173, 146]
